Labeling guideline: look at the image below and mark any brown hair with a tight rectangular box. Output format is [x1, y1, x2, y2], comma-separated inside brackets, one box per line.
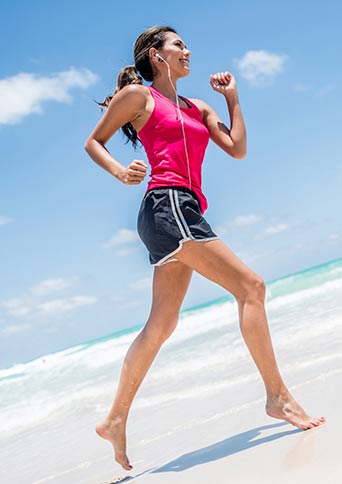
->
[97, 25, 177, 149]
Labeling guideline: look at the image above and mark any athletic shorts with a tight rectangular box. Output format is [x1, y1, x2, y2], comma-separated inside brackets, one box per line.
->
[137, 186, 219, 266]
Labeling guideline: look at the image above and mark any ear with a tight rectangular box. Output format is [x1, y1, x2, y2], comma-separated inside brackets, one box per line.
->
[149, 47, 158, 63]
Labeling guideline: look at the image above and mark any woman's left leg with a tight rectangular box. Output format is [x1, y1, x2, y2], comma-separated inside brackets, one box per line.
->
[173, 238, 326, 430]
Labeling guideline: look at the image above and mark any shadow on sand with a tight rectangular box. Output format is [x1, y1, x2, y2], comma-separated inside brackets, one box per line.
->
[153, 421, 301, 473]
[104, 421, 301, 482]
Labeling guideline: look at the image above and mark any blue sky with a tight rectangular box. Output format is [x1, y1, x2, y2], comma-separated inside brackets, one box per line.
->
[0, 0, 341, 368]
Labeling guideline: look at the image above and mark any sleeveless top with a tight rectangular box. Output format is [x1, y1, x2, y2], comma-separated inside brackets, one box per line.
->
[137, 85, 210, 214]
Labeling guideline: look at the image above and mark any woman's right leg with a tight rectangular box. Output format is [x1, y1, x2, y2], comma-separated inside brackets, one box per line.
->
[96, 260, 193, 470]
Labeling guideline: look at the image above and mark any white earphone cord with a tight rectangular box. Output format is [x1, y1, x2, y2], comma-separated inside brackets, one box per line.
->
[164, 61, 192, 192]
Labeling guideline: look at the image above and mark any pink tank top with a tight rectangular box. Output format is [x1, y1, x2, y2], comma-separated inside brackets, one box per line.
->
[138, 85, 210, 214]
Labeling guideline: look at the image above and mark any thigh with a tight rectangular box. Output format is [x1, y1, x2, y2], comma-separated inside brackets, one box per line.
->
[148, 260, 193, 322]
[173, 239, 260, 300]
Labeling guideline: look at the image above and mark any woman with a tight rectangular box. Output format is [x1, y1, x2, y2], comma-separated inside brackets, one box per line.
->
[84, 25, 325, 471]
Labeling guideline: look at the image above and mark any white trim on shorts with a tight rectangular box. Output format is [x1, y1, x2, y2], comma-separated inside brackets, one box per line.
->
[152, 236, 220, 266]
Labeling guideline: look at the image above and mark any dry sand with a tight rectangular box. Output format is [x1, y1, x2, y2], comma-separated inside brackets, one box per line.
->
[101, 369, 341, 484]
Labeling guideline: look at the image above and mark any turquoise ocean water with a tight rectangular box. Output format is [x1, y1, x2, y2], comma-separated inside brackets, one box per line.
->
[0, 258, 341, 484]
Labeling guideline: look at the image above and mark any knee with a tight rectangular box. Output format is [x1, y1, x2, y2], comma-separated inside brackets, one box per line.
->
[144, 317, 178, 345]
[236, 274, 266, 305]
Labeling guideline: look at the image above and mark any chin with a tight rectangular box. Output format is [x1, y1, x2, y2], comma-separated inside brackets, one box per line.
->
[180, 69, 190, 78]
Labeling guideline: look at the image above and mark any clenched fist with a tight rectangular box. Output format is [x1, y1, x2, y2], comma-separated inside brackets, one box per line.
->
[210, 71, 237, 94]
[120, 160, 148, 185]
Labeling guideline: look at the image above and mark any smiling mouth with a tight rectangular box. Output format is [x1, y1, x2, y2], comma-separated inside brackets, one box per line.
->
[180, 59, 190, 66]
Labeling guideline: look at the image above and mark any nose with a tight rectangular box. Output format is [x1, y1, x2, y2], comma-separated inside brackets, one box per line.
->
[184, 48, 191, 58]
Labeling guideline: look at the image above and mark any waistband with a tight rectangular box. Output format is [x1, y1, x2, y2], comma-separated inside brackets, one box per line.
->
[144, 185, 201, 205]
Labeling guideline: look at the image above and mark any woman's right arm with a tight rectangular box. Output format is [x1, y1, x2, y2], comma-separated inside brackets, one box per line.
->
[84, 84, 148, 185]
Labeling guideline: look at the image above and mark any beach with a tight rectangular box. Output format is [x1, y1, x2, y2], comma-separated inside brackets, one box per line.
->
[0, 258, 341, 484]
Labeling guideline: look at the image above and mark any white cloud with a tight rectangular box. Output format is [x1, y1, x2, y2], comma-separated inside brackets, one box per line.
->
[2, 323, 32, 335]
[130, 277, 152, 291]
[0, 277, 97, 322]
[111, 294, 145, 310]
[264, 223, 289, 235]
[328, 234, 339, 242]
[256, 223, 289, 239]
[0, 216, 12, 225]
[315, 83, 335, 97]
[213, 224, 228, 237]
[0, 298, 32, 317]
[240, 250, 274, 263]
[214, 213, 262, 236]
[0, 67, 98, 125]
[37, 296, 97, 315]
[232, 214, 263, 227]
[293, 82, 335, 97]
[102, 228, 139, 249]
[293, 83, 311, 92]
[117, 247, 139, 256]
[235, 50, 287, 86]
[30, 277, 79, 296]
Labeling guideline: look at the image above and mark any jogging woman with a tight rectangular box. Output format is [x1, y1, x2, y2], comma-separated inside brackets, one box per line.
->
[84, 25, 325, 471]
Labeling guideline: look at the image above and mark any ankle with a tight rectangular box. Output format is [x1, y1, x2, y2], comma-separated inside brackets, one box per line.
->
[105, 414, 127, 427]
[265, 384, 290, 401]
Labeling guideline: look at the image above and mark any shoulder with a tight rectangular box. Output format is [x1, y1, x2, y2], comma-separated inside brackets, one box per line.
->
[188, 98, 209, 111]
[120, 83, 150, 96]
[112, 84, 150, 109]
[188, 98, 215, 123]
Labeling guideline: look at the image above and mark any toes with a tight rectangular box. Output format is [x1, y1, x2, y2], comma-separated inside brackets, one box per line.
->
[115, 454, 132, 471]
[298, 421, 315, 430]
[311, 417, 326, 426]
[123, 461, 133, 470]
[305, 418, 325, 429]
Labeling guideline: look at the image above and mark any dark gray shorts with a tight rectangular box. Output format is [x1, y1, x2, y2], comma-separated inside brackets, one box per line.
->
[137, 186, 219, 266]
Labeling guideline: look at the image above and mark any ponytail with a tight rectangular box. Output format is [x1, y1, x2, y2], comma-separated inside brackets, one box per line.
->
[97, 65, 143, 149]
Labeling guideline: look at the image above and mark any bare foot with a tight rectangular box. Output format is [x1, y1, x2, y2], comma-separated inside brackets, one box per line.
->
[266, 391, 326, 430]
[96, 417, 133, 471]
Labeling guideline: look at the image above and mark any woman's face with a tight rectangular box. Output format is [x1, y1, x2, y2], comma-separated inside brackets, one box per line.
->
[156, 32, 192, 77]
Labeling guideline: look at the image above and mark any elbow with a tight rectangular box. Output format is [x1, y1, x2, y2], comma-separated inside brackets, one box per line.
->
[231, 141, 247, 160]
[84, 139, 90, 153]
[233, 149, 247, 160]
[84, 137, 105, 152]
[222, 138, 247, 159]
[84, 138, 94, 154]
[227, 146, 247, 160]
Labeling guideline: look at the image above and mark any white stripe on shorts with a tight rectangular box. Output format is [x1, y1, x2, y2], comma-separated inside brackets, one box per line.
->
[168, 189, 189, 239]
[173, 190, 193, 239]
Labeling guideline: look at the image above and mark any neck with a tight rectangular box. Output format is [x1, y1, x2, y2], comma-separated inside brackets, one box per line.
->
[151, 74, 179, 102]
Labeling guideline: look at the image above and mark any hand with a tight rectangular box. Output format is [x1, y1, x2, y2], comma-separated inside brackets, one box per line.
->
[120, 159, 148, 185]
[210, 71, 237, 95]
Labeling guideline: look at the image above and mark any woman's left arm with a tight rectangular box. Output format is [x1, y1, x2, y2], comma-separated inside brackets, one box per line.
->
[191, 71, 247, 159]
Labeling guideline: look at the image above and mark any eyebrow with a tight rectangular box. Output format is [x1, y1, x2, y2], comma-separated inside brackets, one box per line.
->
[174, 39, 187, 49]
